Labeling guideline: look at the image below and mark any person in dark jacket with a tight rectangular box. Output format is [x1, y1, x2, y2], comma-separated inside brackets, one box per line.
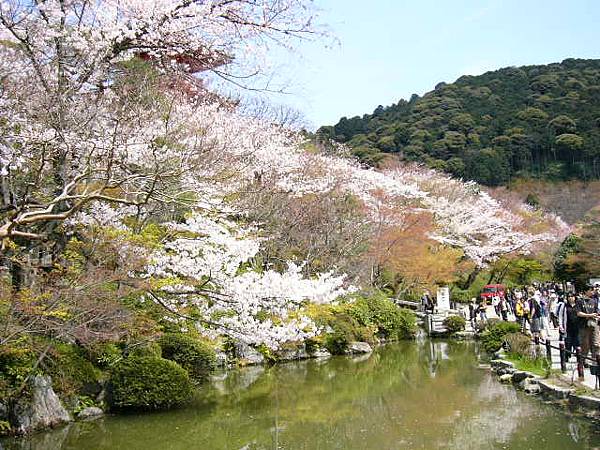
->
[575, 291, 599, 359]
[557, 293, 579, 359]
[529, 291, 543, 342]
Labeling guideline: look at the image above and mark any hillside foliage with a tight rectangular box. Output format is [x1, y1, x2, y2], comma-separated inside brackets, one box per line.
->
[318, 59, 600, 185]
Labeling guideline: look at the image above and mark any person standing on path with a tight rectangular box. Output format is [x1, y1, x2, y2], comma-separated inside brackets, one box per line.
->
[478, 298, 488, 323]
[499, 296, 509, 321]
[575, 291, 600, 360]
[529, 290, 543, 342]
[593, 282, 600, 303]
[539, 290, 550, 335]
[492, 294, 500, 317]
[422, 291, 434, 314]
[549, 291, 559, 328]
[515, 296, 525, 330]
[557, 293, 580, 360]
[507, 289, 517, 318]
[468, 298, 477, 326]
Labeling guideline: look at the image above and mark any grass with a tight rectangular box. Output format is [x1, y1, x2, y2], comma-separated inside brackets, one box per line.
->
[505, 353, 551, 377]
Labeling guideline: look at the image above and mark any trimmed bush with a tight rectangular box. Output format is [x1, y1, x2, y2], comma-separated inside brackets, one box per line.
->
[158, 333, 216, 381]
[44, 343, 101, 396]
[0, 345, 35, 399]
[86, 343, 122, 369]
[450, 287, 471, 304]
[110, 356, 193, 410]
[480, 321, 521, 353]
[443, 315, 466, 333]
[348, 293, 417, 340]
[503, 332, 533, 358]
[324, 313, 371, 355]
[129, 342, 162, 358]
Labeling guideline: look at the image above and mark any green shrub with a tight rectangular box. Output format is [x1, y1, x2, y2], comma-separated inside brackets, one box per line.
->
[324, 313, 371, 355]
[257, 343, 278, 364]
[73, 395, 97, 415]
[0, 345, 35, 398]
[158, 334, 216, 381]
[480, 321, 521, 353]
[503, 332, 533, 358]
[44, 343, 101, 396]
[0, 420, 11, 436]
[129, 342, 162, 358]
[86, 343, 122, 369]
[109, 357, 193, 410]
[348, 293, 417, 340]
[450, 287, 471, 304]
[304, 338, 319, 355]
[443, 315, 466, 333]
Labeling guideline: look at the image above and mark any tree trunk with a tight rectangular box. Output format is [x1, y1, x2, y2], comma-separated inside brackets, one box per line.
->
[10, 259, 23, 291]
[459, 267, 481, 290]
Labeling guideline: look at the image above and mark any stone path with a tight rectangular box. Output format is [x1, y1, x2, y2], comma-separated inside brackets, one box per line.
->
[424, 303, 599, 391]
[424, 309, 476, 335]
[480, 305, 599, 390]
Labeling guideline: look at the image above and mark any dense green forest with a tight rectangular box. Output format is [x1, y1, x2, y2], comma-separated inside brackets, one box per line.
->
[317, 58, 600, 185]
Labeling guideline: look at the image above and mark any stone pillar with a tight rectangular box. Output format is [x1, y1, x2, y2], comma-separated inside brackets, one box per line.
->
[436, 286, 450, 312]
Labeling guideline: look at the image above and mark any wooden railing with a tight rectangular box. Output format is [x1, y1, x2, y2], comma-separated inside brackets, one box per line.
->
[532, 336, 600, 389]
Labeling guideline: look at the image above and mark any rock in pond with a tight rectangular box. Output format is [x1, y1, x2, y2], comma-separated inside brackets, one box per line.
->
[346, 342, 373, 354]
[522, 378, 541, 395]
[277, 344, 309, 361]
[77, 407, 104, 420]
[11, 375, 71, 435]
[312, 348, 332, 359]
[234, 341, 265, 365]
[499, 373, 513, 383]
[512, 371, 532, 383]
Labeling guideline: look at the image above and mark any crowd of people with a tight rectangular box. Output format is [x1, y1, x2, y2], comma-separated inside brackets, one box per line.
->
[468, 282, 600, 361]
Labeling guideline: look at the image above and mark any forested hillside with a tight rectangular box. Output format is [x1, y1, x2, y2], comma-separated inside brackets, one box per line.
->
[318, 59, 600, 185]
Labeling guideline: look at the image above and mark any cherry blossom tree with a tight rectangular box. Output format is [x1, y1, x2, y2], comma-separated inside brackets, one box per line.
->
[144, 213, 355, 348]
[0, 0, 571, 350]
[0, 0, 321, 282]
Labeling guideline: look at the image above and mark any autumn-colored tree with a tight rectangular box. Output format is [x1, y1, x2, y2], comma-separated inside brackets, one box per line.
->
[555, 206, 600, 288]
[368, 205, 470, 296]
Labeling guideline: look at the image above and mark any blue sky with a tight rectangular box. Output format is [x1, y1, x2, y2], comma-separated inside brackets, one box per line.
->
[263, 0, 600, 129]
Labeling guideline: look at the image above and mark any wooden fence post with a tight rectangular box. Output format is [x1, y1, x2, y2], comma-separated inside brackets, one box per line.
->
[559, 341, 567, 373]
[576, 347, 585, 380]
[545, 339, 552, 363]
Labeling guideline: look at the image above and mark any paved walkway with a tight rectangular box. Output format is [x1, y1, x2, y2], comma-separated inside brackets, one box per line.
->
[478, 305, 599, 390]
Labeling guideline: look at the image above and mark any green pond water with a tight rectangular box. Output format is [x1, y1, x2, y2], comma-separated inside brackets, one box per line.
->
[3, 340, 600, 450]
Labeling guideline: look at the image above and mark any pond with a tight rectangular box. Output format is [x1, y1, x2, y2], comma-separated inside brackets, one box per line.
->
[3, 340, 600, 449]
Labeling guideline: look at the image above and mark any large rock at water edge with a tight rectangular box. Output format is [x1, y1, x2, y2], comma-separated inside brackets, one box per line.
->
[499, 373, 513, 383]
[512, 371, 532, 383]
[233, 342, 265, 365]
[522, 378, 540, 394]
[77, 407, 104, 420]
[312, 348, 332, 359]
[277, 344, 309, 361]
[346, 342, 373, 354]
[11, 375, 71, 434]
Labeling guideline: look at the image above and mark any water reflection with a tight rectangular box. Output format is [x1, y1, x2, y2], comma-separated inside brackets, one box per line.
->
[3, 341, 599, 450]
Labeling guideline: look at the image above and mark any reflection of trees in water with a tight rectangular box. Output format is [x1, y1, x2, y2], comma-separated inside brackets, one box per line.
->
[3, 341, 598, 450]
[445, 374, 595, 450]
[445, 375, 533, 449]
